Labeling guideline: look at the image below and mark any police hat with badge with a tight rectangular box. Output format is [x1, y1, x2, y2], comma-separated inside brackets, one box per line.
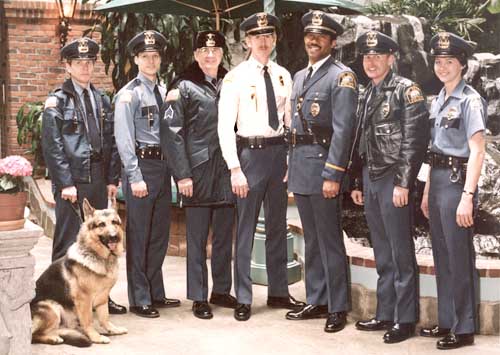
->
[301, 10, 344, 39]
[356, 30, 399, 55]
[240, 12, 280, 36]
[61, 37, 99, 60]
[429, 32, 474, 58]
[127, 30, 168, 56]
[194, 31, 225, 50]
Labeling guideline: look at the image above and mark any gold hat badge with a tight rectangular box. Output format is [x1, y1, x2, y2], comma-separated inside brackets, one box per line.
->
[78, 38, 89, 54]
[437, 32, 450, 49]
[144, 31, 156, 45]
[257, 13, 268, 28]
[206, 33, 216, 47]
[366, 31, 378, 48]
[311, 11, 323, 26]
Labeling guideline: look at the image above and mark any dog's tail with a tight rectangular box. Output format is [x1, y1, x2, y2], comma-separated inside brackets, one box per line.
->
[58, 328, 92, 347]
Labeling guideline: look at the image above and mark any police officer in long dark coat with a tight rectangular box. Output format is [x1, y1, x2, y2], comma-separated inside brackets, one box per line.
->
[350, 31, 429, 343]
[161, 31, 237, 320]
[42, 37, 126, 315]
[420, 32, 486, 350]
[285, 11, 358, 333]
[114, 31, 180, 318]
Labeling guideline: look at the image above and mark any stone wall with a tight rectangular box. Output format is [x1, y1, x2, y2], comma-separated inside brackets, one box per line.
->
[0, 0, 113, 157]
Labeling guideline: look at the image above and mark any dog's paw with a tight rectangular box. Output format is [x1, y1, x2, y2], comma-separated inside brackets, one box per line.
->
[48, 336, 64, 345]
[110, 326, 127, 335]
[91, 334, 110, 344]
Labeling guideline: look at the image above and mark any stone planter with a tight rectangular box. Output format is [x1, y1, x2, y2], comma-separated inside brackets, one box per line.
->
[0, 221, 43, 355]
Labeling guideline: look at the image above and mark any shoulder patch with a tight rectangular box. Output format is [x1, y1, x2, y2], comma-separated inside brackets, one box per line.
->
[119, 91, 133, 103]
[338, 72, 357, 90]
[166, 89, 180, 102]
[405, 85, 424, 104]
[44, 96, 57, 109]
[470, 96, 483, 111]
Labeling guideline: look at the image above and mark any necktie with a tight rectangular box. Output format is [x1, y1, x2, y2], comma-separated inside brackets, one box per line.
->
[154, 84, 163, 110]
[263, 66, 279, 130]
[82, 89, 101, 153]
[303, 67, 313, 88]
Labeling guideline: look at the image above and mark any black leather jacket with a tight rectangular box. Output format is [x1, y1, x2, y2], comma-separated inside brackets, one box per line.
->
[349, 71, 429, 189]
[160, 62, 234, 206]
[42, 79, 120, 189]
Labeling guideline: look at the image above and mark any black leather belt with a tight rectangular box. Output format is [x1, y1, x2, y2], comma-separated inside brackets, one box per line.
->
[136, 145, 164, 160]
[90, 151, 102, 162]
[288, 130, 331, 149]
[428, 152, 467, 183]
[237, 135, 286, 149]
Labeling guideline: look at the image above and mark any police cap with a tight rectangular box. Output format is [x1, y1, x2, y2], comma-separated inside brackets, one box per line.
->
[429, 32, 473, 58]
[356, 30, 399, 55]
[61, 37, 99, 60]
[301, 11, 344, 38]
[194, 31, 225, 50]
[127, 30, 167, 56]
[240, 12, 280, 36]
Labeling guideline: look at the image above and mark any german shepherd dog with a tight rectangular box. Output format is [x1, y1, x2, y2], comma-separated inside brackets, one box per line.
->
[31, 199, 127, 347]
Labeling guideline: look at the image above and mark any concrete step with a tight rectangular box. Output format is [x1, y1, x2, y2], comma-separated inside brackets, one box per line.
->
[25, 177, 55, 240]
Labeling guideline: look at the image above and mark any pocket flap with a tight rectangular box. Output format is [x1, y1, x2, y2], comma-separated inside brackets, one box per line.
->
[375, 122, 400, 136]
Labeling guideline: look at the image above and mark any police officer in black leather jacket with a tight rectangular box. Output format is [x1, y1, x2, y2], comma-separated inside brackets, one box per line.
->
[41, 37, 125, 314]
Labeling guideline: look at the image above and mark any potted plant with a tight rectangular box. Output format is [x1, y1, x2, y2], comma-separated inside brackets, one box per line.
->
[0, 155, 33, 231]
[16, 101, 44, 175]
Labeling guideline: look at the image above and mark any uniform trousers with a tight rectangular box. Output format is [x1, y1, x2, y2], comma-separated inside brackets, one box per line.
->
[123, 158, 171, 307]
[52, 161, 107, 261]
[185, 206, 235, 301]
[235, 144, 289, 304]
[362, 167, 419, 323]
[428, 167, 479, 334]
[294, 193, 349, 313]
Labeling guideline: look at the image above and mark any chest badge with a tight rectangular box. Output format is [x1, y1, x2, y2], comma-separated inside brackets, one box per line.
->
[382, 102, 390, 118]
[311, 102, 320, 117]
[446, 107, 459, 120]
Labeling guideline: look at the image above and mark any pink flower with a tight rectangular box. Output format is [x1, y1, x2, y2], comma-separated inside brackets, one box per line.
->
[0, 155, 33, 177]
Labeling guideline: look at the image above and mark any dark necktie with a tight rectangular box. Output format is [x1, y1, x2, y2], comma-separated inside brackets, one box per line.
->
[82, 89, 101, 153]
[263, 66, 279, 130]
[303, 67, 313, 88]
[154, 84, 163, 110]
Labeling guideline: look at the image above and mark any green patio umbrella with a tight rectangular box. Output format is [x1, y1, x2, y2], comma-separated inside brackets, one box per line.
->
[95, 0, 365, 30]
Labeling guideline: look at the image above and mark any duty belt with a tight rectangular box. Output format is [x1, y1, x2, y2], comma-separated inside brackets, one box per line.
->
[236, 135, 286, 149]
[288, 128, 332, 149]
[427, 152, 467, 183]
[136, 145, 164, 160]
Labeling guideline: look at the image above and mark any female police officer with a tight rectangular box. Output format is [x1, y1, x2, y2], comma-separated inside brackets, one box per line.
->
[420, 32, 486, 350]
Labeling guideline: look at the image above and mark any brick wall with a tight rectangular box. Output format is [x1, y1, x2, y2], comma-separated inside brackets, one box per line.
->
[1, 0, 114, 157]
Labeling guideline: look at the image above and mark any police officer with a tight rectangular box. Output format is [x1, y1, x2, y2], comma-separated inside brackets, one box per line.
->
[114, 30, 180, 318]
[349, 30, 429, 343]
[161, 30, 237, 320]
[218, 12, 305, 321]
[285, 10, 357, 333]
[42, 37, 126, 315]
[420, 32, 485, 350]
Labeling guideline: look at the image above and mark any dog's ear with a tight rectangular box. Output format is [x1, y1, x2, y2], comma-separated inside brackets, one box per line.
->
[82, 198, 95, 219]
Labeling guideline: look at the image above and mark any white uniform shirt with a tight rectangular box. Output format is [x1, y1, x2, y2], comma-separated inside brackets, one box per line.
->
[218, 56, 292, 169]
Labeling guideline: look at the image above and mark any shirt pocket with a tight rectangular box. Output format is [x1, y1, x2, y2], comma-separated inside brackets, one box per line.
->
[61, 108, 83, 135]
[439, 113, 461, 130]
[374, 121, 401, 153]
[136, 105, 158, 129]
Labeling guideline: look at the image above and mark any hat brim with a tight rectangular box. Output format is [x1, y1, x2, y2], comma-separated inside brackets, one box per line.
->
[246, 27, 276, 36]
[304, 26, 337, 37]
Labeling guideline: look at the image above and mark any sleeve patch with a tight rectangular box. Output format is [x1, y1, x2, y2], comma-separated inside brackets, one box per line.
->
[405, 85, 424, 104]
[338, 72, 357, 90]
[119, 91, 133, 103]
[166, 89, 180, 102]
[164, 105, 174, 120]
[470, 96, 483, 111]
[44, 96, 57, 109]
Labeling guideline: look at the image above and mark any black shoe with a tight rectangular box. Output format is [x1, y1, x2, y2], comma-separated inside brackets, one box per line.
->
[108, 298, 127, 315]
[355, 318, 393, 331]
[234, 304, 251, 321]
[192, 301, 213, 320]
[420, 325, 451, 338]
[130, 305, 159, 318]
[324, 312, 347, 333]
[267, 295, 306, 311]
[285, 304, 328, 320]
[209, 292, 237, 309]
[383, 323, 415, 344]
[152, 297, 181, 308]
[436, 333, 474, 350]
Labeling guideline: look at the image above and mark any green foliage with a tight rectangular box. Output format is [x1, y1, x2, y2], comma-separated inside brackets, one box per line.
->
[368, 0, 490, 40]
[15, 102, 44, 168]
[84, 1, 235, 91]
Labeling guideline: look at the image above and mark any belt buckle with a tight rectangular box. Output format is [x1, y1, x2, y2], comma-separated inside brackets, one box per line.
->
[249, 136, 265, 149]
[291, 129, 297, 147]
